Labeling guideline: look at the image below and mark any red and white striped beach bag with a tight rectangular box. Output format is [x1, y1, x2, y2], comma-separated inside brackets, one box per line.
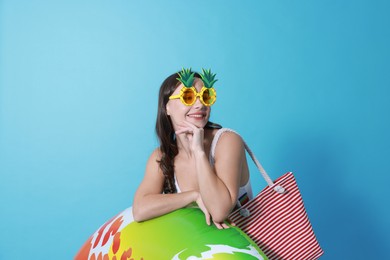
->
[229, 172, 323, 260]
[217, 129, 324, 260]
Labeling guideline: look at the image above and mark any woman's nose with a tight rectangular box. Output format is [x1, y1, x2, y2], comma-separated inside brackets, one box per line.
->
[193, 95, 204, 108]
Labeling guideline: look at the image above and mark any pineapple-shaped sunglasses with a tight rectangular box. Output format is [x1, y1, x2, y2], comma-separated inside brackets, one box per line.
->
[169, 68, 217, 106]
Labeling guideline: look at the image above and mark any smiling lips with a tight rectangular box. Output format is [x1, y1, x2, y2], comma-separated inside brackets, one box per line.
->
[187, 112, 206, 119]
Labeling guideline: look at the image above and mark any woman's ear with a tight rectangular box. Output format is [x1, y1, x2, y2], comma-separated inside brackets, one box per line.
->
[166, 104, 170, 116]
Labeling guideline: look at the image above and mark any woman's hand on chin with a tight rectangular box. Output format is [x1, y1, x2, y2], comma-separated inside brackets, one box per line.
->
[175, 121, 205, 153]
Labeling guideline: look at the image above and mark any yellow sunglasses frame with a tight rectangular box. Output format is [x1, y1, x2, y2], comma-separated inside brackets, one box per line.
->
[169, 86, 217, 106]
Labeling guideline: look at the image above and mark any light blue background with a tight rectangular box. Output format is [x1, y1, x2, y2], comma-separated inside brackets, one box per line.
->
[1, 0, 389, 259]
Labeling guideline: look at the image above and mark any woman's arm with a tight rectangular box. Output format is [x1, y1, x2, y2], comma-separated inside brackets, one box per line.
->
[132, 149, 198, 222]
[176, 122, 244, 223]
[194, 132, 244, 222]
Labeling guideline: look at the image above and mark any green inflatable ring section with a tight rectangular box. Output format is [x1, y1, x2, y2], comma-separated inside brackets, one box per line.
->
[109, 207, 268, 259]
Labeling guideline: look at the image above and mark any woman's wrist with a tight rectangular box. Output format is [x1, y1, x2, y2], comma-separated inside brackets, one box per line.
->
[193, 149, 206, 158]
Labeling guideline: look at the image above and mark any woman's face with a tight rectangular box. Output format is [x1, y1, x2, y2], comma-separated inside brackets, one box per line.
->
[166, 77, 211, 129]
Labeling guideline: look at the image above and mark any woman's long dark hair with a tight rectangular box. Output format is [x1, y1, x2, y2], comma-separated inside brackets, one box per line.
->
[155, 71, 221, 194]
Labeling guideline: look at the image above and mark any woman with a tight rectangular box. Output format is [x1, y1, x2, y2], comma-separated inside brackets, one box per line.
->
[132, 68, 253, 229]
[74, 68, 267, 260]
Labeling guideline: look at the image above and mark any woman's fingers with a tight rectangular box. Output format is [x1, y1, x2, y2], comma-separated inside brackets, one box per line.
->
[196, 194, 231, 229]
[196, 194, 211, 226]
[214, 222, 224, 229]
[226, 218, 236, 227]
[175, 121, 199, 134]
[205, 213, 211, 226]
[213, 221, 231, 229]
[176, 123, 197, 134]
[221, 222, 230, 229]
[175, 127, 193, 135]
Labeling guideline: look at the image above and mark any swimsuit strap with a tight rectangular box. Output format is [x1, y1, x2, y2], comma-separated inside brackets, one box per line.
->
[209, 128, 236, 165]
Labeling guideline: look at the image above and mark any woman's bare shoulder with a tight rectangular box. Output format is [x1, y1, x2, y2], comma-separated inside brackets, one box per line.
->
[143, 148, 163, 172]
[214, 130, 245, 158]
[152, 147, 162, 156]
[147, 147, 162, 161]
[219, 130, 244, 146]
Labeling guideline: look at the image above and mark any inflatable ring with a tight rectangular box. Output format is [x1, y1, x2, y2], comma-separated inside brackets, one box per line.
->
[75, 206, 268, 259]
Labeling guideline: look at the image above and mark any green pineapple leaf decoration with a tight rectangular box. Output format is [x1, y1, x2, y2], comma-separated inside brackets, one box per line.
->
[177, 68, 195, 88]
[200, 68, 218, 89]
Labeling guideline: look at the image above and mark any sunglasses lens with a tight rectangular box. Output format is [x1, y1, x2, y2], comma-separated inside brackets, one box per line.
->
[182, 88, 195, 105]
[202, 88, 216, 105]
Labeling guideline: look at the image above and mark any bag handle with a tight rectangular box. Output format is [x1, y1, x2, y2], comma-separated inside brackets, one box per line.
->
[210, 128, 285, 194]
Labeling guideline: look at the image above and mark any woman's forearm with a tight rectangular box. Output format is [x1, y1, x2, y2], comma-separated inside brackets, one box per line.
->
[132, 190, 198, 222]
[194, 150, 235, 222]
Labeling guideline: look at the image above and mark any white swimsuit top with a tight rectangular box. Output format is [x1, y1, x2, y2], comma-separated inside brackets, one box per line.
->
[174, 128, 253, 206]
